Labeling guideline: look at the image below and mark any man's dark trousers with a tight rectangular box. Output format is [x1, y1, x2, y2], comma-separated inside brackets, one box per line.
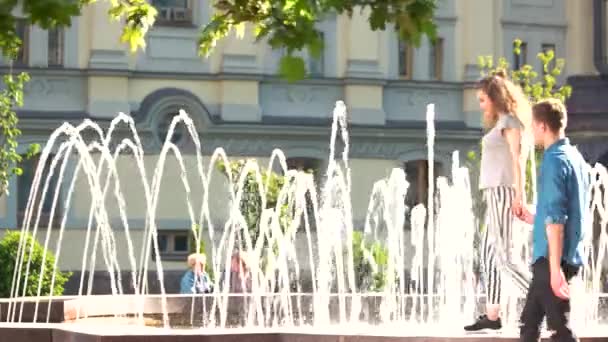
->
[519, 258, 579, 342]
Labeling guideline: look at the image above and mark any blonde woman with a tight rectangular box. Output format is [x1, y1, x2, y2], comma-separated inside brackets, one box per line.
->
[465, 70, 532, 332]
[180, 253, 213, 294]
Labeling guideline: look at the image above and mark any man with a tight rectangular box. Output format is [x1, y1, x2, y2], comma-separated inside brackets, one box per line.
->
[516, 98, 589, 341]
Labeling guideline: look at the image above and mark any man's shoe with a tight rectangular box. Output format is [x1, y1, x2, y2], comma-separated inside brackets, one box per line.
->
[464, 315, 502, 332]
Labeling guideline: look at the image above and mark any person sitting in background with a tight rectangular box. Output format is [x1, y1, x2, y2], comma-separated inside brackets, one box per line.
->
[220, 249, 252, 293]
[180, 253, 213, 294]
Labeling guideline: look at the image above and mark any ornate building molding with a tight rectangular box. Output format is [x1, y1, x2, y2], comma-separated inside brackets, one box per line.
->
[192, 135, 470, 162]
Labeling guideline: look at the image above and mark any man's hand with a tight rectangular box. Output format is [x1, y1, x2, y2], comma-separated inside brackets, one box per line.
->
[517, 206, 535, 224]
[550, 269, 570, 300]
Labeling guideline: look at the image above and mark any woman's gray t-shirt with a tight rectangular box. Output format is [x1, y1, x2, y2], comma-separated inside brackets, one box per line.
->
[479, 114, 524, 190]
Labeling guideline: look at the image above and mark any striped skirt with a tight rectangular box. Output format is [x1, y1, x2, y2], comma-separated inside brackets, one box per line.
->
[482, 186, 531, 305]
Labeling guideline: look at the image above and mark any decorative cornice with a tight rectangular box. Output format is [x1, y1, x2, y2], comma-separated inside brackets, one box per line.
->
[17, 115, 480, 141]
[434, 15, 458, 24]
[194, 134, 474, 161]
[0, 66, 469, 88]
[500, 19, 568, 30]
[384, 79, 462, 89]
[60, 122, 478, 160]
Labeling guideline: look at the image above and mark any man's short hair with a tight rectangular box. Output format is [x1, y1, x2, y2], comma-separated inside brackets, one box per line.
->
[532, 98, 567, 133]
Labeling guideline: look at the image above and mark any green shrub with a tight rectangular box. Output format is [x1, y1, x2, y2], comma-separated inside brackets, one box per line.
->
[216, 159, 291, 246]
[352, 231, 389, 292]
[0, 231, 71, 298]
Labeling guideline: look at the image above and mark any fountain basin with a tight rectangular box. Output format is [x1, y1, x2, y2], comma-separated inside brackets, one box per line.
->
[2, 294, 390, 327]
[0, 297, 75, 323]
[2, 324, 608, 342]
[4, 294, 608, 327]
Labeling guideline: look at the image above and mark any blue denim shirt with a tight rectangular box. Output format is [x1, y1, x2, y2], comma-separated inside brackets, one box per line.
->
[532, 138, 589, 266]
[180, 270, 213, 294]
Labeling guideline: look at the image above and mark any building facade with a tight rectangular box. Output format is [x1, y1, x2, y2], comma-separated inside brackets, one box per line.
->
[0, 0, 599, 293]
[566, 0, 608, 164]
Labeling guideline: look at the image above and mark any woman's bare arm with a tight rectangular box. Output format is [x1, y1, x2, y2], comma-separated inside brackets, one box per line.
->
[504, 127, 524, 202]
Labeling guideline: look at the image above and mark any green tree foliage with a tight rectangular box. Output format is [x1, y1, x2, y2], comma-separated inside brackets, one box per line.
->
[0, 1, 156, 197]
[0, 1, 437, 196]
[216, 159, 290, 247]
[478, 39, 572, 103]
[216, 159, 299, 280]
[351, 230, 389, 292]
[0, 1, 156, 59]
[1, 0, 437, 81]
[0, 73, 39, 196]
[217, 160, 390, 291]
[198, 0, 438, 81]
[0, 231, 71, 298]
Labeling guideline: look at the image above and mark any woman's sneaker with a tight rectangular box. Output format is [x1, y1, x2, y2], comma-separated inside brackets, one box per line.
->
[464, 315, 502, 332]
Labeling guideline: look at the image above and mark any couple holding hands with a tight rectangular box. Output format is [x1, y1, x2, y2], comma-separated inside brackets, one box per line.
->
[467, 70, 588, 342]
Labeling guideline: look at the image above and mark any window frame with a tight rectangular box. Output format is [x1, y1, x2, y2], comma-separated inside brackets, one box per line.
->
[513, 41, 528, 71]
[17, 154, 62, 229]
[48, 27, 65, 67]
[152, 0, 194, 27]
[398, 39, 413, 79]
[14, 19, 29, 66]
[429, 37, 444, 81]
[403, 159, 443, 230]
[153, 230, 191, 261]
[285, 157, 322, 231]
[155, 109, 186, 146]
[308, 32, 325, 77]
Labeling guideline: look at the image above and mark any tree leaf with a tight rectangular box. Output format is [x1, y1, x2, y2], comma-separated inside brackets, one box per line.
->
[235, 22, 246, 39]
[279, 55, 306, 82]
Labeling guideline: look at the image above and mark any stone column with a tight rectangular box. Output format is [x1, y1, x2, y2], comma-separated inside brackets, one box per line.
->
[344, 84, 386, 125]
[88, 1, 128, 69]
[221, 24, 259, 73]
[566, 0, 595, 75]
[220, 80, 262, 122]
[87, 76, 130, 118]
[85, 2, 130, 118]
[335, 14, 350, 77]
[340, 7, 386, 125]
[345, 7, 383, 78]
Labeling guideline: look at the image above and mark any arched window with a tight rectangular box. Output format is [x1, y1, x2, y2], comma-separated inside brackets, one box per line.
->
[155, 109, 185, 145]
[398, 38, 413, 79]
[598, 151, 608, 167]
[286, 157, 322, 230]
[286, 157, 321, 181]
[17, 154, 61, 228]
[403, 159, 443, 230]
[136, 88, 212, 149]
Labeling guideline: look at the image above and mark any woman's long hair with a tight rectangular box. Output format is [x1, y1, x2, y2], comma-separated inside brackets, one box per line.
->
[477, 70, 534, 204]
[476, 69, 532, 134]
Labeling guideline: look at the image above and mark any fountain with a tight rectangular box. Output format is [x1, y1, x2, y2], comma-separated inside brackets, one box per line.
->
[1, 101, 607, 341]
